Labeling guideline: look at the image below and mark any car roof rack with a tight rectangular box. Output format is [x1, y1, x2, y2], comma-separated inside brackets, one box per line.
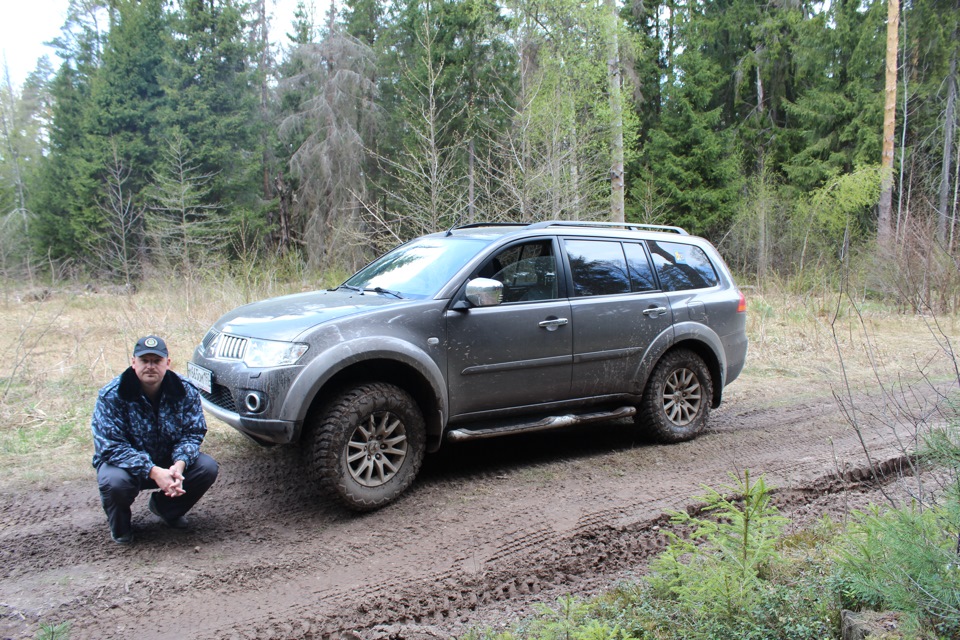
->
[525, 220, 689, 235]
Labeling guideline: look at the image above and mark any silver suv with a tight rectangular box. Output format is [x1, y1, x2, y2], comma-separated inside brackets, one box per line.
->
[189, 221, 747, 510]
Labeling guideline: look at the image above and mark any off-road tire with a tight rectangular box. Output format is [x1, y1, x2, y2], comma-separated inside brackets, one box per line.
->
[639, 349, 713, 443]
[308, 382, 426, 511]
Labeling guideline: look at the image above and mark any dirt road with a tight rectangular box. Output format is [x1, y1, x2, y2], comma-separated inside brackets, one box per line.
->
[0, 385, 919, 640]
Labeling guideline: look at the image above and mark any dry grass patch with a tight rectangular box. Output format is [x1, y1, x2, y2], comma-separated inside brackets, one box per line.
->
[739, 287, 959, 406]
[0, 275, 318, 487]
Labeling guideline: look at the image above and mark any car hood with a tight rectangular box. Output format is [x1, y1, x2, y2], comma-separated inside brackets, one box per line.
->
[214, 289, 409, 342]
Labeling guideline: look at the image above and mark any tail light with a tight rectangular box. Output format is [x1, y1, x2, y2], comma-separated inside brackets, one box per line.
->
[737, 290, 747, 313]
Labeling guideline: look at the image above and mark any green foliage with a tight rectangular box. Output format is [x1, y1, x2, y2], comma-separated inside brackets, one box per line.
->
[836, 503, 960, 637]
[147, 132, 224, 274]
[4, 0, 957, 285]
[648, 471, 792, 625]
[831, 422, 960, 636]
[521, 596, 637, 640]
[791, 166, 882, 273]
[35, 620, 71, 640]
[782, 0, 885, 193]
[165, 0, 260, 210]
[635, 41, 742, 237]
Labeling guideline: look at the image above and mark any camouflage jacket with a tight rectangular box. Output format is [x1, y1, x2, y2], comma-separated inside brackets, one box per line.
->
[91, 368, 207, 480]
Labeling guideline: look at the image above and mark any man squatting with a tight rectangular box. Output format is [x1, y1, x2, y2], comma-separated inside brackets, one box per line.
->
[91, 335, 218, 544]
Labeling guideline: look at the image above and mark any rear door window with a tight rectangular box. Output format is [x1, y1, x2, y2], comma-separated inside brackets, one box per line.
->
[564, 240, 631, 297]
[648, 240, 719, 291]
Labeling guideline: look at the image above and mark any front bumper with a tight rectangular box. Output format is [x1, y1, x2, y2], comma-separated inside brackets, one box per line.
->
[200, 397, 299, 445]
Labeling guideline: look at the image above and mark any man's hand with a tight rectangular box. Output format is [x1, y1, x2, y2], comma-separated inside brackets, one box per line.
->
[150, 462, 187, 498]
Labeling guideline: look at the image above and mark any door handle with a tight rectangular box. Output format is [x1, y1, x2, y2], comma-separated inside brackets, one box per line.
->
[642, 306, 668, 318]
[538, 317, 569, 330]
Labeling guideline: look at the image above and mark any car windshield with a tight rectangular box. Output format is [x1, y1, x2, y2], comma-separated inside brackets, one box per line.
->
[343, 236, 491, 299]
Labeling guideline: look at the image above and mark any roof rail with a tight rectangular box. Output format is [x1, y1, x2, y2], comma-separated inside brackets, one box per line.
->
[446, 222, 527, 235]
[524, 220, 689, 235]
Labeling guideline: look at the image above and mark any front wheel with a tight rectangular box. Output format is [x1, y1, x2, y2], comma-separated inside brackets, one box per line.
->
[308, 382, 426, 511]
[638, 349, 713, 443]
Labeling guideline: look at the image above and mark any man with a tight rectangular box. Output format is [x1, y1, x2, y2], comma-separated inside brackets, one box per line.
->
[91, 335, 218, 544]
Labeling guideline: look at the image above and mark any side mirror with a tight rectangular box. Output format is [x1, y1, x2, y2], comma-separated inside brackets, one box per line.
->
[465, 278, 503, 307]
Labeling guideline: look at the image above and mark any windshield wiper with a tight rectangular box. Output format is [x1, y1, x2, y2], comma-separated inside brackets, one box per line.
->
[366, 287, 404, 299]
[331, 284, 362, 293]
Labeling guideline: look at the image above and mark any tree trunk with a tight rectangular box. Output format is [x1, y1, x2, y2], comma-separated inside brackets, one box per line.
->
[606, 0, 625, 222]
[877, 0, 899, 247]
[253, 0, 273, 200]
[939, 42, 957, 244]
[468, 139, 475, 224]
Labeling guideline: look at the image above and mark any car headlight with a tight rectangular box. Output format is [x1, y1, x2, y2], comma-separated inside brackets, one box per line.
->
[243, 338, 309, 367]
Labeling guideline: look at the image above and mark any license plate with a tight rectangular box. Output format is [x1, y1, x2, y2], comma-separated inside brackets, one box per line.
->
[187, 362, 212, 394]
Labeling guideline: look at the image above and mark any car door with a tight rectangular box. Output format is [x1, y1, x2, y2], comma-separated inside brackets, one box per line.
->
[564, 238, 674, 398]
[445, 239, 573, 417]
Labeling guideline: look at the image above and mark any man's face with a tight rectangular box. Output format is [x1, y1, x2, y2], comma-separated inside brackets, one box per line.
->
[132, 354, 170, 388]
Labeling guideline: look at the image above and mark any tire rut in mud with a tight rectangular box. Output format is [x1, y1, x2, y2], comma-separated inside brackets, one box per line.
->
[208, 456, 914, 640]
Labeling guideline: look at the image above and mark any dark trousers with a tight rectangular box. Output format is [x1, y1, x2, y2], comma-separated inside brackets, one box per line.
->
[96, 453, 219, 537]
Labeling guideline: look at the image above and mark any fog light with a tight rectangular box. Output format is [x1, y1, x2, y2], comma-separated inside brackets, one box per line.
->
[244, 391, 265, 413]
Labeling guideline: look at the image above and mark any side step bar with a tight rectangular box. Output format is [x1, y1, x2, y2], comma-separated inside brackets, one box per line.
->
[445, 406, 636, 442]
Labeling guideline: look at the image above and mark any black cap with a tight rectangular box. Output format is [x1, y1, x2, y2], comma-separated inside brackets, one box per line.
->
[133, 335, 169, 358]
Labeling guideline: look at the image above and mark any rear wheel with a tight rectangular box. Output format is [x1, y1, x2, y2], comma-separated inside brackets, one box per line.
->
[308, 382, 426, 511]
[639, 349, 713, 443]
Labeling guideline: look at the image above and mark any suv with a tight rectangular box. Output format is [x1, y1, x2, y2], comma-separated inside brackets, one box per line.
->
[189, 221, 747, 510]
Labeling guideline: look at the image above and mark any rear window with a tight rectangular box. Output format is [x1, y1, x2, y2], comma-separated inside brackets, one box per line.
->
[648, 241, 719, 291]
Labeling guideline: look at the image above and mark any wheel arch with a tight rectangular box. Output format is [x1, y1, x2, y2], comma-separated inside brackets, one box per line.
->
[284, 338, 447, 451]
[635, 322, 726, 409]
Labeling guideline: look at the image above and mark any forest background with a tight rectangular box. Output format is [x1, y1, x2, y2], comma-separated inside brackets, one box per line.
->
[0, 0, 958, 302]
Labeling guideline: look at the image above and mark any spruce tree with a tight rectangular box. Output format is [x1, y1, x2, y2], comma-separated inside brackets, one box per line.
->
[782, 0, 886, 193]
[30, 0, 109, 261]
[78, 0, 168, 247]
[165, 0, 260, 214]
[636, 41, 741, 236]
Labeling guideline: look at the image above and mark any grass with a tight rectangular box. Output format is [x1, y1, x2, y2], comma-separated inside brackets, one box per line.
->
[741, 288, 959, 406]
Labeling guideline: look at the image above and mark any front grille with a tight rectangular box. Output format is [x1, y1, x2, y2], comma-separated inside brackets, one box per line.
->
[201, 383, 237, 413]
[213, 333, 248, 360]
